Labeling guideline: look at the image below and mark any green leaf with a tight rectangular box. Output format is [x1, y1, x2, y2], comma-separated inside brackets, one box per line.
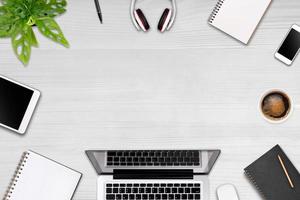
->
[27, 25, 38, 47]
[47, 0, 67, 15]
[0, 19, 14, 37]
[1, 0, 10, 5]
[36, 17, 69, 47]
[33, 0, 67, 18]
[5, 1, 28, 19]
[0, 6, 8, 15]
[11, 25, 32, 65]
[0, 7, 15, 37]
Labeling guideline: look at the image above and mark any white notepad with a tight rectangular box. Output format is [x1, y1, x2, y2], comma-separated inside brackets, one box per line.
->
[3, 151, 82, 200]
[208, 0, 272, 44]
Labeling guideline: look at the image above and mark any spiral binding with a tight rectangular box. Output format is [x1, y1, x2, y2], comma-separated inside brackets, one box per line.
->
[245, 170, 269, 200]
[3, 152, 30, 200]
[209, 0, 226, 23]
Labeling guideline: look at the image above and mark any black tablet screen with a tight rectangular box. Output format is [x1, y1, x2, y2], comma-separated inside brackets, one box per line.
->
[0, 77, 33, 129]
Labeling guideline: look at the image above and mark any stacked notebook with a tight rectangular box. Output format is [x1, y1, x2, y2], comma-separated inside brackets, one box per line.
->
[244, 145, 300, 200]
[3, 151, 82, 200]
[208, 0, 272, 44]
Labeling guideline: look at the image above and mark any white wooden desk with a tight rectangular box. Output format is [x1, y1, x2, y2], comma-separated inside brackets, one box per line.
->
[0, 0, 300, 199]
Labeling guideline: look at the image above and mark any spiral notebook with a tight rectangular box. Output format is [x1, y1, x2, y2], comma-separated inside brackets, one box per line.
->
[3, 151, 82, 200]
[244, 145, 300, 200]
[208, 0, 272, 44]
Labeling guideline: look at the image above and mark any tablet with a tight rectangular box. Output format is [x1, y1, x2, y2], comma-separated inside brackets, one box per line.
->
[0, 75, 40, 134]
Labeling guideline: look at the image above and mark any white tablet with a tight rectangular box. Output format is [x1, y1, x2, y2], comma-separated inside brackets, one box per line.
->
[0, 75, 40, 134]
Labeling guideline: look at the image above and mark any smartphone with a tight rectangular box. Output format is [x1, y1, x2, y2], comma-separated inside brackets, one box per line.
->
[275, 24, 300, 66]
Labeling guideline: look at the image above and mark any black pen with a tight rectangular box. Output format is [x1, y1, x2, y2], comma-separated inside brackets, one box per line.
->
[94, 0, 103, 24]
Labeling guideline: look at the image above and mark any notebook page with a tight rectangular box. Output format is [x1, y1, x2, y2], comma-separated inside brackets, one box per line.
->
[211, 0, 272, 44]
[9, 151, 81, 200]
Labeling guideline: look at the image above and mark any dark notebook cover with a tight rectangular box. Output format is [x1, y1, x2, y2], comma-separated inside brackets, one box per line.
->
[244, 145, 300, 200]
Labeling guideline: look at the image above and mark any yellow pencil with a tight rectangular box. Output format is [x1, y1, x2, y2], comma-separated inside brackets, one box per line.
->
[278, 155, 294, 189]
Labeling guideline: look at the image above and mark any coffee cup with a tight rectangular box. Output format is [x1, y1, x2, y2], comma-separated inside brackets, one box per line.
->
[259, 89, 293, 123]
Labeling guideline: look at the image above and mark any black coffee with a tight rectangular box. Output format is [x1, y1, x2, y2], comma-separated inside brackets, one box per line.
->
[261, 91, 291, 120]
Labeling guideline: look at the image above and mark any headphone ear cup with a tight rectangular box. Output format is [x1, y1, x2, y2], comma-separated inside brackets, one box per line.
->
[158, 8, 172, 32]
[134, 9, 150, 32]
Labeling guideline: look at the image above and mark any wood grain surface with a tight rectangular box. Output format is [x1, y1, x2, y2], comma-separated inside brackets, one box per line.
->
[0, 0, 300, 200]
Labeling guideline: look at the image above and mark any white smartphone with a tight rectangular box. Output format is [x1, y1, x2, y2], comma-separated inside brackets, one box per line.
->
[275, 24, 300, 66]
[0, 75, 40, 134]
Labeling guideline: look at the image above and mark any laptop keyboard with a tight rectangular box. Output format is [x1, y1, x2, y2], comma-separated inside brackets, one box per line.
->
[106, 150, 201, 167]
[105, 182, 202, 200]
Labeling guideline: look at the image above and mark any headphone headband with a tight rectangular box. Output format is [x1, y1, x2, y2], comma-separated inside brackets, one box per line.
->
[130, 0, 177, 31]
[130, 0, 140, 30]
[167, 0, 176, 30]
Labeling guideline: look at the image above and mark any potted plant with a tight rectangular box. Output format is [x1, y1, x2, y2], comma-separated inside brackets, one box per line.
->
[0, 0, 69, 65]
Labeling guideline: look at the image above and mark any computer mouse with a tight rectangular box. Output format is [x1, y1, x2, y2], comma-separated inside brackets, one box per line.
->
[217, 184, 239, 200]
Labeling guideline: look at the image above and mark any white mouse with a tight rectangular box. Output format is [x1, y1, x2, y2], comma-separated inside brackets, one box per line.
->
[217, 184, 240, 200]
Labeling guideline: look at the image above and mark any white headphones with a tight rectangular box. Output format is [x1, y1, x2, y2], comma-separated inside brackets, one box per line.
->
[130, 0, 177, 32]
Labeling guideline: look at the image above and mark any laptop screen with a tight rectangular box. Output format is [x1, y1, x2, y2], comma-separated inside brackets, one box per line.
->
[86, 150, 220, 175]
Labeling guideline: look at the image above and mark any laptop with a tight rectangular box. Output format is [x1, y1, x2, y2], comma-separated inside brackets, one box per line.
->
[86, 150, 220, 200]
